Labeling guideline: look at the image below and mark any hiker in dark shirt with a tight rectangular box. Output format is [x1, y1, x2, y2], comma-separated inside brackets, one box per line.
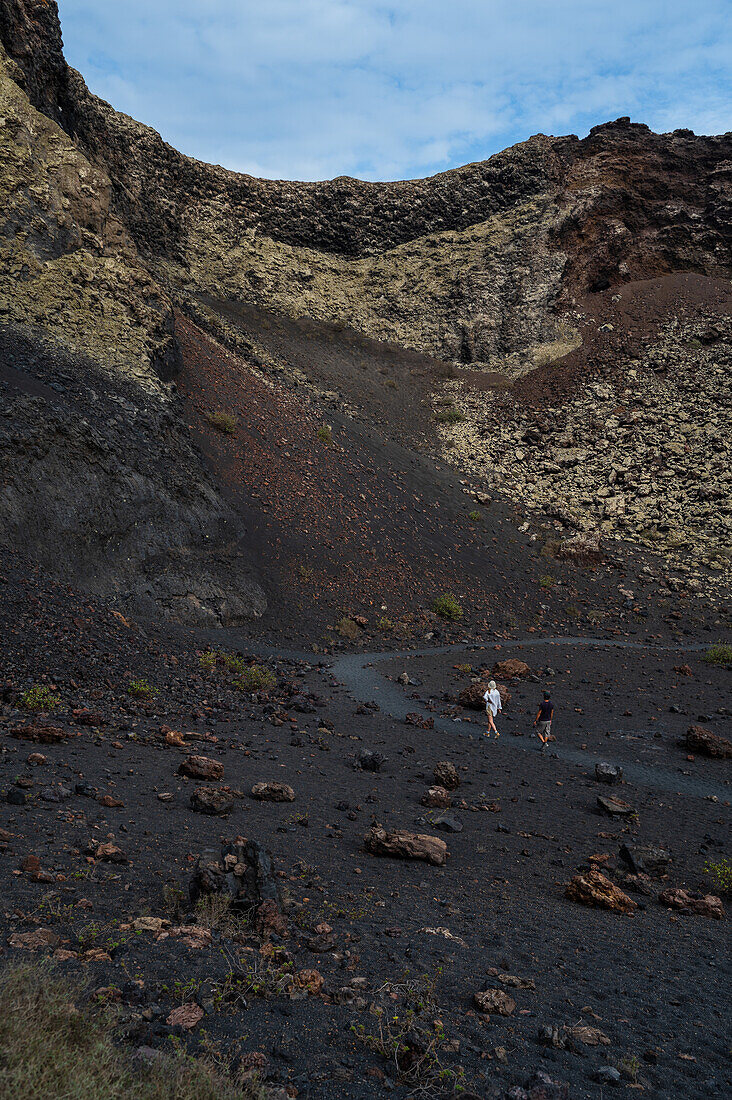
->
[533, 692, 554, 750]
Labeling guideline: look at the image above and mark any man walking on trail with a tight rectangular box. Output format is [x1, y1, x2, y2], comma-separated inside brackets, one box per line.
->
[533, 691, 554, 750]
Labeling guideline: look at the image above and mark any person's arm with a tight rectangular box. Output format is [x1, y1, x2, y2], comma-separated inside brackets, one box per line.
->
[533, 707, 540, 726]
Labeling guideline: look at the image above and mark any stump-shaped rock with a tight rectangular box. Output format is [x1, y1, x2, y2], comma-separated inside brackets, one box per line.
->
[251, 781, 296, 802]
[178, 755, 224, 781]
[364, 825, 447, 866]
[421, 786, 451, 808]
[473, 989, 516, 1016]
[433, 761, 459, 790]
[190, 787, 234, 815]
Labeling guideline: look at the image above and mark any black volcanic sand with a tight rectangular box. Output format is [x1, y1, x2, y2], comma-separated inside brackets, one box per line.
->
[1, 574, 730, 1099]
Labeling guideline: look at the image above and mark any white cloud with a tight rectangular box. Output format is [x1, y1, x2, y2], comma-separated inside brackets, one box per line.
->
[57, 0, 732, 180]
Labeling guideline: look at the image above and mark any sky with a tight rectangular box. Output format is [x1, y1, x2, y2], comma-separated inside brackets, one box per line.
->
[58, 1, 731, 182]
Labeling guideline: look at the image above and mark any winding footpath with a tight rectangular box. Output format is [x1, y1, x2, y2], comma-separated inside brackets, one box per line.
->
[329, 637, 730, 803]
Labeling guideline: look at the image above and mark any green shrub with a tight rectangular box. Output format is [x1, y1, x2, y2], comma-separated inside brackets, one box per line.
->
[377, 617, 394, 631]
[703, 856, 732, 895]
[317, 425, 332, 444]
[127, 678, 156, 698]
[222, 652, 245, 674]
[19, 685, 60, 711]
[468, 510, 482, 522]
[198, 650, 217, 672]
[431, 593, 463, 621]
[205, 411, 237, 435]
[539, 575, 556, 588]
[236, 665, 276, 693]
[702, 642, 732, 666]
[434, 408, 465, 425]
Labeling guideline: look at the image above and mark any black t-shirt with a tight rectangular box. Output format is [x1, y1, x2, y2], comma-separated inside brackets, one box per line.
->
[538, 699, 553, 721]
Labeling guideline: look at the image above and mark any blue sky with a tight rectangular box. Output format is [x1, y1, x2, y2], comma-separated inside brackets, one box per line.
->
[58, 1, 731, 182]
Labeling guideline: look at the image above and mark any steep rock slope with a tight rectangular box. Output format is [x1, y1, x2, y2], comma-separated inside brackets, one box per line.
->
[0, 0, 730, 617]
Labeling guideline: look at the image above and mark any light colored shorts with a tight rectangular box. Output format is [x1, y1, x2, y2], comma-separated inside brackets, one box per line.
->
[537, 720, 552, 737]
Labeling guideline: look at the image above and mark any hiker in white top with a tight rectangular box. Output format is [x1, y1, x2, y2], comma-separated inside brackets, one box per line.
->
[483, 680, 502, 738]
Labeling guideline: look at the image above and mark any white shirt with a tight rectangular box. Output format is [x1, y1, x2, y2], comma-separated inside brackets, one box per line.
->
[484, 688, 502, 717]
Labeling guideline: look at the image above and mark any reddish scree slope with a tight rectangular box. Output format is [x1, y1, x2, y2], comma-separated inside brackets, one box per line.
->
[175, 315, 547, 634]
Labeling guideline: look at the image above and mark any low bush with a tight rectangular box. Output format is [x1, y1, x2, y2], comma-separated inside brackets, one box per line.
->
[432, 593, 463, 621]
[127, 678, 156, 698]
[205, 411, 237, 435]
[702, 642, 732, 666]
[236, 665, 276, 693]
[703, 856, 732, 895]
[434, 407, 465, 425]
[19, 685, 60, 711]
[316, 425, 332, 445]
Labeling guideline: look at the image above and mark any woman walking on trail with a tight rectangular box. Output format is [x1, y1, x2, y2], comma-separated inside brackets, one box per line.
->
[483, 680, 502, 737]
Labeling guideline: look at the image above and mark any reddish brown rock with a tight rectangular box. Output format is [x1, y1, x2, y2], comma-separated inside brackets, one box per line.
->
[473, 989, 516, 1016]
[71, 709, 104, 726]
[492, 658, 530, 679]
[565, 869, 637, 914]
[658, 888, 724, 919]
[421, 786, 451, 808]
[364, 825, 447, 866]
[94, 842, 127, 864]
[9, 928, 60, 950]
[433, 761, 460, 790]
[190, 787, 234, 815]
[178, 754, 224, 780]
[684, 726, 732, 759]
[26, 753, 47, 766]
[12, 725, 76, 744]
[166, 1003, 204, 1030]
[296, 968, 324, 994]
[256, 899, 288, 938]
[251, 781, 295, 802]
[673, 664, 693, 677]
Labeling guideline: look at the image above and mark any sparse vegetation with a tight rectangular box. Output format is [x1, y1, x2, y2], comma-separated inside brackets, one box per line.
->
[205, 410, 238, 435]
[539, 574, 556, 588]
[434, 407, 465, 425]
[0, 963, 263, 1100]
[377, 616, 394, 631]
[198, 649, 218, 672]
[702, 642, 732, 666]
[432, 593, 463, 621]
[703, 856, 732, 895]
[468, 510, 482, 522]
[127, 678, 157, 698]
[19, 684, 60, 711]
[236, 665, 276, 693]
[317, 424, 332, 444]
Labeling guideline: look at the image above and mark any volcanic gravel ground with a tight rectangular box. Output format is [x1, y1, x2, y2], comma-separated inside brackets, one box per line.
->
[1, 576, 729, 1098]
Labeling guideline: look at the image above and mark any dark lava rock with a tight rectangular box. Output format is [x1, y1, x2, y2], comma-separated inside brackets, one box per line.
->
[595, 761, 623, 784]
[619, 843, 671, 876]
[189, 838, 287, 935]
[597, 794, 635, 817]
[190, 787, 234, 816]
[356, 750, 385, 772]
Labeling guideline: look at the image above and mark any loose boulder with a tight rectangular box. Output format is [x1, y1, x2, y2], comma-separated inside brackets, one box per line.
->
[492, 658, 530, 680]
[684, 725, 732, 759]
[364, 825, 447, 866]
[178, 755, 224, 781]
[595, 762, 623, 784]
[565, 869, 637, 913]
[473, 988, 516, 1016]
[433, 761, 459, 790]
[619, 844, 671, 877]
[251, 782, 296, 802]
[190, 788, 234, 816]
[421, 786, 451, 808]
[658, 888, 724, 919]
[457, 682, 511, 710]
[12, 725, 75, 745]
[597, 794, 635, 817]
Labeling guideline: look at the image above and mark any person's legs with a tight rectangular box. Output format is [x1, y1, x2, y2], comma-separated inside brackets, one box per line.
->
[484, 709, 497, 736]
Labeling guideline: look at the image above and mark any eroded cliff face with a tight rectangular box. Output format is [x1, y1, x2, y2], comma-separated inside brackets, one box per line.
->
[0, 0, 730, 610]
[1, 0, 730, 377]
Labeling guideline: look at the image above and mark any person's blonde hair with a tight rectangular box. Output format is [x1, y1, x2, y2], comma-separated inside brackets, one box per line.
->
[488, 680, 497, 690]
